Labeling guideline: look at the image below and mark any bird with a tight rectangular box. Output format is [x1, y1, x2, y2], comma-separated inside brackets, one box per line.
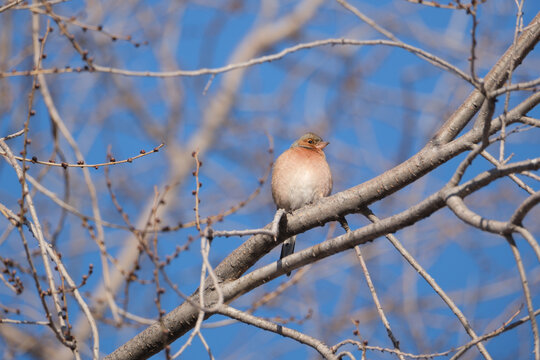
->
[271, 132, 332, 276]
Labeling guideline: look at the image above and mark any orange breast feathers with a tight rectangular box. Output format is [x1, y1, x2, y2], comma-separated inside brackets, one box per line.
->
[271, 146, 332, 212]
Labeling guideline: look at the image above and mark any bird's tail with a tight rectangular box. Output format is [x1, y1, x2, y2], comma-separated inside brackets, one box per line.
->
[279, 235, 296, 276]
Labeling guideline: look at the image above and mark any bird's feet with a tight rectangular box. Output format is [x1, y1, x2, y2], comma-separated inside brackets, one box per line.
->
[271, 208, 286, 241]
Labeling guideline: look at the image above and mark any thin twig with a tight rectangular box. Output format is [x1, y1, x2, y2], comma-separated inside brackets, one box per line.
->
[0, 0, 23, 13]
[217, 304, 337, 359]
[469, 1, 480, 85]
[506, 235, 539, 360]
[481, 150, 535, 194]
[0, 129, 25, 141]
[402, 0, 472, 10]
[499, 0, 526, 163]
[2, 39, 475, 86]
[0, 144, 164, 168]
[354, 246, 405, 359]
[360, 209, 492, 360]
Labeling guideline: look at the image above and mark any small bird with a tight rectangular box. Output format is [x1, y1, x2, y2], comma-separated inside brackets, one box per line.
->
[271, 132, 333, 276]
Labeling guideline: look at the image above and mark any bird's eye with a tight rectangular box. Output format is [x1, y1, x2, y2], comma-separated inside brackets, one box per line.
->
[307, 139, 314, 144]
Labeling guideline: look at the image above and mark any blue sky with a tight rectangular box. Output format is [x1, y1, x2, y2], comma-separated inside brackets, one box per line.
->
[1, 0, 539, 359]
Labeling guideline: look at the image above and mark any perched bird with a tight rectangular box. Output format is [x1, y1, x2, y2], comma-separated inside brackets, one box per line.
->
[271, 132, 333, 276]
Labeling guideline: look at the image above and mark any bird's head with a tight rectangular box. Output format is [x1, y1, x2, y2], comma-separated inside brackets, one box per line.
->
[291, 132, 329, 151]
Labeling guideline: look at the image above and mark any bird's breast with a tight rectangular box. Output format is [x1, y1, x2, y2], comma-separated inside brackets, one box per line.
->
[271, 147, 332, 211]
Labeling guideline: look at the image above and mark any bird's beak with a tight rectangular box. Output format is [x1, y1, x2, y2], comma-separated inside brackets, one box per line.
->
[317, 141, 329, 149]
